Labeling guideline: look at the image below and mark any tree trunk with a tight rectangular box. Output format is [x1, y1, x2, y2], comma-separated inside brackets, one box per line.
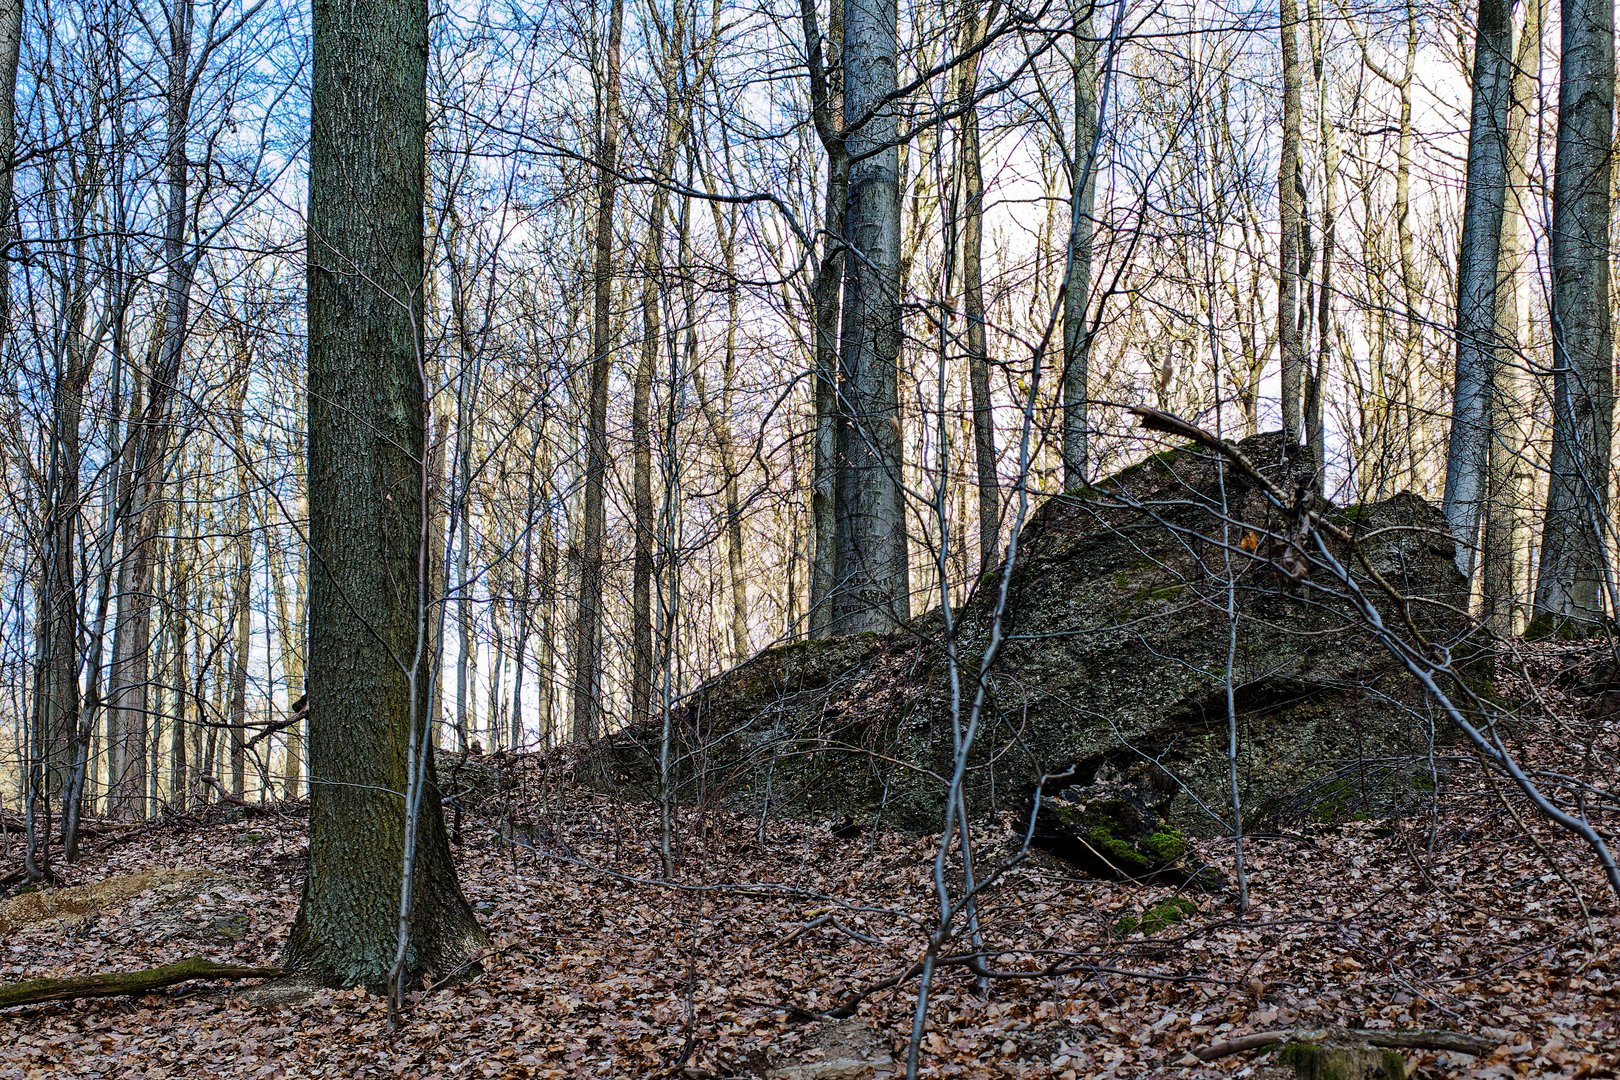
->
[1277, 0, 1304, 444]
[1481, 0, 1542, 633]
[267, 517, 305, 798]
[571, 0, 624, 741]
[289, 0, 486, 987]
[804, 0, 845, 637]
[227, 346, 253, 797]
[632, 8, 690, 724]
[955, 0, 1000, 571]
[1442, 0, 1516, 581]
[1062, 0, 1096, 489]
[1532, 0, 1615, 631]
[108, 0, 198, 820]
[832, 0, 909, 633]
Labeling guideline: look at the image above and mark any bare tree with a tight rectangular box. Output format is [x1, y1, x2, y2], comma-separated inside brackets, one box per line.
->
[289, 0, 486, 988]
[832, 0, 909, 633]
[1532, 0, 1614, 630]
[1442, 0, 1518, 582]
[571, 0, 625, 740]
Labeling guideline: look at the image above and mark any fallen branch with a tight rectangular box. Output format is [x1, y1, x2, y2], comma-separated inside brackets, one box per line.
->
[0, 957, 282, 1010]
[1194, 1026, 1500, 1062]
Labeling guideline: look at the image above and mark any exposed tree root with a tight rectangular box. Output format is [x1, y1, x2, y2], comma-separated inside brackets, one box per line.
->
[0, 957, 282, 1010]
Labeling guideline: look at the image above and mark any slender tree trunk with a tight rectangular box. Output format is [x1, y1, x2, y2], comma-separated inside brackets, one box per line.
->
[267, 515, 305, 798]
[1062, 0, 1096, 488]
[832, 0, 909, 633]
[1278, 0, 1304, 443]
[289, 0, 486, 986]
[804, 0, 845, 637]
[450, 269, 477, 751]
[168, 522, 189, 812]
[1532, 0, 1615, 631]
[632, 10, 690, 723]
[571, 0, 624, 741]
[109, 0, 198, 820]
[1442, 0, 1516, 580]
[1481, 0, 1542, 632]
[224, 344, 253, 796]
[954, 0, 1000, 570]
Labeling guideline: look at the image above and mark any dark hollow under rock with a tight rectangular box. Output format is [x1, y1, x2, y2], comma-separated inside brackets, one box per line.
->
[598, 432, 1476, 855]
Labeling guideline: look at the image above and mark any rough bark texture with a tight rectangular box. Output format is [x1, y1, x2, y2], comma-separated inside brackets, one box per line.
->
[831, 0, 909, 634]
[602, 433, 1473, 837]
[1532, 0, 1615, 632]
[290, 0, 486, 988]
[1441, 0, 1515, 581]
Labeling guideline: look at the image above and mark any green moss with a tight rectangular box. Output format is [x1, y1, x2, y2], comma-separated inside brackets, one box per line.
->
[1111, 915, 1139, 936]
[1139, 895, 1197, 934]
[1086, 825, 1151, 873]
[1308, 779, 1356, 823]
[1140, 827, 1189, 862]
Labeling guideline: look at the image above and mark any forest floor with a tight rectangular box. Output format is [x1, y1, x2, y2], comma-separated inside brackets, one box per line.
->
[2, 651, 1618, 1078]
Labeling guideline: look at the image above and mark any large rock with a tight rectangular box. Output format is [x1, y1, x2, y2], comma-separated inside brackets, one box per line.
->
[601, 433, 1473, 847]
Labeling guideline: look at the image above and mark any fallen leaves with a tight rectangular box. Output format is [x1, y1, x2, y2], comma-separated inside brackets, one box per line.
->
[0, 642, 1616, 1078]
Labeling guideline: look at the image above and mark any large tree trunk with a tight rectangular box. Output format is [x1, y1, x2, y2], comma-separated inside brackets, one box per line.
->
[1442, 0, 1516, 581]
[831, 0, 909, 633]
[1481, 0, 1543, 632]
[571, 0, 624, 741]
[1277, 0, 1304, 444]
[1061, 0, 1096, 489]
[289, 0, 486, 987]
[1532, 0, 1615, 631]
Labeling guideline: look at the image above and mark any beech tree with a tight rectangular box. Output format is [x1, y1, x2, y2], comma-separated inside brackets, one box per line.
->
[1532, 0, 1615, 631]
[831, 0, 908, 633]
[1441, 0, 1517, 580]
[288, 0, 485, 986]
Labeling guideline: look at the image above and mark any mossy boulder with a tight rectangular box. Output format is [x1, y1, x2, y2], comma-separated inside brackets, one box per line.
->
[1030, 777, 1216, 885]
[598, 432, 1475, 844]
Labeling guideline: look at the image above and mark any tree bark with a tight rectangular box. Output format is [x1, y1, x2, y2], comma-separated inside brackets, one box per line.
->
[1442, 0, 1517, 581]
[954, 0, 1000, 571]
[227, 345, 253, 797]
[289, 0, 487, 987]
[1277, 0, 1304, 444]
[571, 0, 624, 741]
[1532, 0, 1615, 631]
[832, 0, 909, 633]
[1062, 0, 1097, 489]
[1481, 0, 1542, 632]
[805, 0, 846, 637]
